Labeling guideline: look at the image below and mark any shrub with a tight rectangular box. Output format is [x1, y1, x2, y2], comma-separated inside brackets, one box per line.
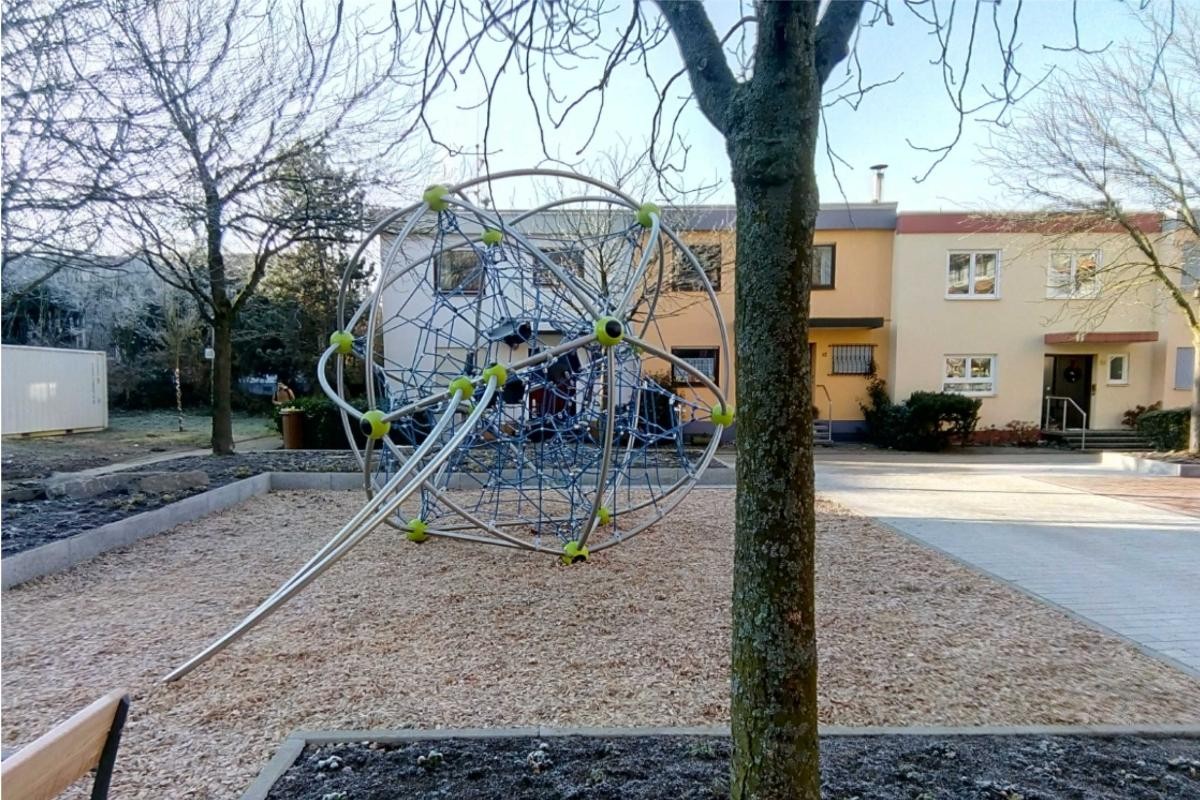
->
[1122, 401, 1162, 430]
[273, 394, 368, 449]
[860, 379, 982, 451]
[1136, 407, 1190, 451]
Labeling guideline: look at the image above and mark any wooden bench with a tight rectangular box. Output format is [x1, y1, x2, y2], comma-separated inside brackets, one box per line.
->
[1, 690, 130, 800]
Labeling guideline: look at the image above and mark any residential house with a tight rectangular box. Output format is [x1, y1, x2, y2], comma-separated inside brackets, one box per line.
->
[889, 213, 1176, 433]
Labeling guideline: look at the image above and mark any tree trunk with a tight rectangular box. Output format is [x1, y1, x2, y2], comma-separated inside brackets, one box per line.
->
[1191, 327, 1200, 453]
[726, 18, 823, 800]
[211, 311, 235, 454]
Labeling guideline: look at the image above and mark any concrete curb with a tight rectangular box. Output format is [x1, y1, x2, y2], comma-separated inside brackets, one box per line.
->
[1101, 451, 1200, 477]
[239, 722, 1200, 800]
[2, 473, 271, 590]
[2, 470, 737, 590]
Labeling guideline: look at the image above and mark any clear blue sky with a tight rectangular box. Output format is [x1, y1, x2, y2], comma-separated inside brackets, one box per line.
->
[415, 1, 1152, 211]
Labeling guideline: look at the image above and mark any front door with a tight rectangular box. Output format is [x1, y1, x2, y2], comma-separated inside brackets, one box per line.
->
[1042, 355, 1093, 429]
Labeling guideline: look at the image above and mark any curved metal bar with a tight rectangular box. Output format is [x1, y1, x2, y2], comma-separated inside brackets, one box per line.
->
[578, 347, 618, 549]
[161, 382, 494, 683]
[624, 333, 728, 412]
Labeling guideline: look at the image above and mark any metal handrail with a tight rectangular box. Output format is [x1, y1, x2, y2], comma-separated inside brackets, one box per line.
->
[814, 384, 833, 443]
[1044, 395, 1088, 449]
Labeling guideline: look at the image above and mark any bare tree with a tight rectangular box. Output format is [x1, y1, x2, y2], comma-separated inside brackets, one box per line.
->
[391, 1, 1148, 796]
[986, 9, 1200, 451]
[1, 1, 132, 306]
[29, 0, 415, 453]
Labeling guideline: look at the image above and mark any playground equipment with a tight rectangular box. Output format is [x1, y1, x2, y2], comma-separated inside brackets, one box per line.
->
[164, 170, 730, 681]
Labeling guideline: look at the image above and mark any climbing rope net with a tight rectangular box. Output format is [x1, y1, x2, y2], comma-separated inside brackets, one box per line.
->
[166, 170, 731, 681]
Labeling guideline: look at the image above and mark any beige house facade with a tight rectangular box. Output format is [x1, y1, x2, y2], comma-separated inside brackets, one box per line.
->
[889, 213, 1186, 432]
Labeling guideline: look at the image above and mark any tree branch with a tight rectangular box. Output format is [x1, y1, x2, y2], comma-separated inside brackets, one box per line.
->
[815, 1, 866, 85]
[652, 1, 737, 135]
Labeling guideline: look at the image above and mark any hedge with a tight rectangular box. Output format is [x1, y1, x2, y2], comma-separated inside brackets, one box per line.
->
[1136, 407, 1190, 452]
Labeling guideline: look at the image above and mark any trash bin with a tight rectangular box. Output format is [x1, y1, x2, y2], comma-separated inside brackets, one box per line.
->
[280, 408, 304, 450]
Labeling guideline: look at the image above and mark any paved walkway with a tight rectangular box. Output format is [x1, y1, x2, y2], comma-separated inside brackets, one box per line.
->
[814, 450, 1200, 678]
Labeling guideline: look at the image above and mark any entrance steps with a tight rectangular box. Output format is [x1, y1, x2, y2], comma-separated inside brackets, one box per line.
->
[1042, 428, 1154, 451]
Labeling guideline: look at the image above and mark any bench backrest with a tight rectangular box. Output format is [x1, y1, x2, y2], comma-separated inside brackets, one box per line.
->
[1, 690, 130, 800]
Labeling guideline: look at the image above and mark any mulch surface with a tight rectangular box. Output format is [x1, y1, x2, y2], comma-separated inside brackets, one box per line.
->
[269, 734, 1200, 800]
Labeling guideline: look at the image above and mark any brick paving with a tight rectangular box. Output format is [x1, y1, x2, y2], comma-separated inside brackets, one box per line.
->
[1035, 474, 1200, 517]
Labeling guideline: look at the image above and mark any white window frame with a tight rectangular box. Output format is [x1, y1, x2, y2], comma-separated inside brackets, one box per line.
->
[1047, 250, 1102, 299]
[1106, 353, 1129, 385]
[942, 354, 997, 397]
[945, 250, 1000, 299]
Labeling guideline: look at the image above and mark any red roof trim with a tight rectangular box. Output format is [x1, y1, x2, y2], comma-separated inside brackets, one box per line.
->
[897, 212, 1162, 234]
[1044, 331, 1159, 344]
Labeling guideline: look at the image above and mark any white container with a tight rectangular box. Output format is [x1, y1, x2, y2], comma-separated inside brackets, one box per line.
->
[1, 345, 108, 435]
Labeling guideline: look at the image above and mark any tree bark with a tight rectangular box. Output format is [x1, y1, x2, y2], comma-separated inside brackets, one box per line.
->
[726, 7, 823, 799]
[211, 311, 235, 454]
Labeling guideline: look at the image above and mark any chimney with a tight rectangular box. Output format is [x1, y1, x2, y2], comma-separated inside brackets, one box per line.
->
[870, 163, 888, 203]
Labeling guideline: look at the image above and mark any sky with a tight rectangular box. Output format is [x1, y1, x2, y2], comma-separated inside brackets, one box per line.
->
[413, 0, 1158, 212]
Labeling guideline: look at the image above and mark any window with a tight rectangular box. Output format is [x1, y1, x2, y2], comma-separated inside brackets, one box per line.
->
[671, 347, 719, 386]
[1107, 354, 1129, 385]
[812, 244, 835, 289]
[946, 251, 999, 298]
[436, 248, 483, 294]
[1177, 347, 1196, 390]
[1047, 251, 1101, 298]
[1183, 243, 1200, 292]
[943, 355, 996, 396]
[830, 344, 874, 375]
[535, 249, 585, 287]
[673, 244, 721, 291]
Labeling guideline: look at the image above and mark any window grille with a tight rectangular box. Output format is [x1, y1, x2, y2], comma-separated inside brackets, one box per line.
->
[830, 344, 873, 375]
[671, 347, 719, 385]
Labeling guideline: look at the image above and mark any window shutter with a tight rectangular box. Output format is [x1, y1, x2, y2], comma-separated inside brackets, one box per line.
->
[1176, 347, 1196, 390]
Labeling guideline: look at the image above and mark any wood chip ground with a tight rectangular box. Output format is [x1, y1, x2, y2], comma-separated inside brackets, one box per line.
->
[3, 489, 1198, 799]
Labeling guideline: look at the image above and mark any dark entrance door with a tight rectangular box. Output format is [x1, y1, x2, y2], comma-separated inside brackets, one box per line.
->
[1042, 355, 1093, 428]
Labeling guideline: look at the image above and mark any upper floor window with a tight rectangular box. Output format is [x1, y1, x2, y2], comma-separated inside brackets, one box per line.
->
[947, 251, 998, 298]
[673, 243, 722, 292]
[671, 346, 719, 386]
[1182, 243, 1199, 292]
[812, 244, 835, 289]
[943, 354, 996, 396]
[1047, 251, 1100, 299]
[535, 249, 585, 287]
[436, 248, 483, 294]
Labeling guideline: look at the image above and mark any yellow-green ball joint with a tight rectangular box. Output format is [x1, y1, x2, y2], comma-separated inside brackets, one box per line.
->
[360, 409, 390, 440]
[481, 228, 503, 246]
[594, 317, 624, 347]
[561, 541, 589, 565]
[423, 184, 450, 211]
[405, 518, 429, 543]
[712, 404, 735, 427]
[482, 363, 508, 385]
[636, 202, 661, 228]
[448, 376, 474, 404]
[596, 506, 612, 526]
[329, 330, 354, 355]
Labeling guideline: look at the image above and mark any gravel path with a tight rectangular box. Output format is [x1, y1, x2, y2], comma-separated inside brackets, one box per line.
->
[3, 490, 1199, 799]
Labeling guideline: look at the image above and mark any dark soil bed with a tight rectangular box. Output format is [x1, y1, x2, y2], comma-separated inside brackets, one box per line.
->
[1, 451, 357, 556]
[267, 734, 1200, 800]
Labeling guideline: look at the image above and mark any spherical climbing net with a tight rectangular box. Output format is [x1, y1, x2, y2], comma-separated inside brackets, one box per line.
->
[325, 169, 732, 559]
[164, 170, 731, 681]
